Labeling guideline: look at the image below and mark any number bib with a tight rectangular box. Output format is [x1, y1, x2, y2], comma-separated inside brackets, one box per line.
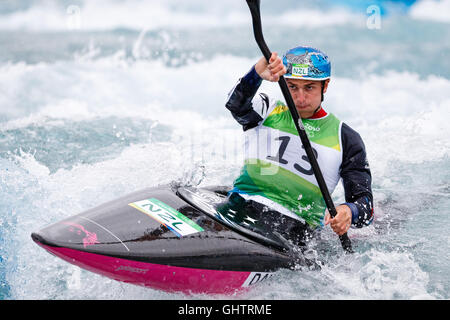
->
[233, 102, 343, 227]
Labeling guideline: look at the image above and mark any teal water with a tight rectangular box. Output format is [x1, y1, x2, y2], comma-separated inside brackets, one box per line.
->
[0, 0, 449, 300]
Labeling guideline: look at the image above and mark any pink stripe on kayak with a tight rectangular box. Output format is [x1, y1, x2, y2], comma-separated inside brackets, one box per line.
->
[37, 242, 252, 294]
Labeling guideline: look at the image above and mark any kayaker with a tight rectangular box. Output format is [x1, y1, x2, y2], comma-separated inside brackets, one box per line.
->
[222, 46, 374, 246]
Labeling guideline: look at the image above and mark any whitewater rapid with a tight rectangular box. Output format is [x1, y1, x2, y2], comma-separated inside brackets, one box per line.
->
[1, 0, 449, 300]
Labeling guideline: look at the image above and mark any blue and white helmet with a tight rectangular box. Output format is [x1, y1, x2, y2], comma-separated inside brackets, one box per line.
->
[283, 46, 331, 81]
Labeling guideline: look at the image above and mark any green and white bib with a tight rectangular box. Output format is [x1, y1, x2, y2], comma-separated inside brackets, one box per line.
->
[233, 101, 343, 227]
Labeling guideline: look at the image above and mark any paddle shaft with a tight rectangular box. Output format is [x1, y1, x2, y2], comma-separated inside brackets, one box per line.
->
[246, 0, 353, 253]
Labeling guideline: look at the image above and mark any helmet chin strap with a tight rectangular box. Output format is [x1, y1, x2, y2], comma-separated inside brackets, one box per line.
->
[313, 105, 321, 114]
[311, 80, 326, 115]
[321, 80, 325, 102]
[309, 81, 326, 116]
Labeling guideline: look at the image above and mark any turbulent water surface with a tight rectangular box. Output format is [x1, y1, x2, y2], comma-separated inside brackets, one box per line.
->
[1, 0, 449, 300]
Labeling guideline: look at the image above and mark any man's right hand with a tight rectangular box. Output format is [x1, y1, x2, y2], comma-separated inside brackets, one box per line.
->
[255, 52, 286, 82]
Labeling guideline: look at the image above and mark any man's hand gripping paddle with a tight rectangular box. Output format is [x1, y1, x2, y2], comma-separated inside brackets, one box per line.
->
[246, 0, 353, 253]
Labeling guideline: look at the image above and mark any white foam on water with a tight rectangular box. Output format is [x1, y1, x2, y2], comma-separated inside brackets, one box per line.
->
[1, 48, 449, 299]
[410, 0, 450, 23]
[324, 71, 450, 181]
[0, 0, 362, 32]
[233, 246, 438, 300]
[0, 53, 254, 125]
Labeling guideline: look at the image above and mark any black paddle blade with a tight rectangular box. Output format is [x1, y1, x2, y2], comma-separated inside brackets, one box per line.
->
[340, 234, 354, 254]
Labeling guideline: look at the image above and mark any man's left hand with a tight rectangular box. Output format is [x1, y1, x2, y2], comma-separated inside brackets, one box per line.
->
[324, 205, 352, 236]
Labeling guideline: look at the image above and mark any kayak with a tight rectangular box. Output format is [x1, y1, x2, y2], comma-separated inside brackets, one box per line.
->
[31, 184, 314, 294]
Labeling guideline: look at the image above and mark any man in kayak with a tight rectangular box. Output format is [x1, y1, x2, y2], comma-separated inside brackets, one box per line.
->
[222, 46, 373, 246]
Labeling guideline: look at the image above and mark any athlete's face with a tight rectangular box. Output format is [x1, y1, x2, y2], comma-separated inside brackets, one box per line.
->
[286, 79, 329, 118]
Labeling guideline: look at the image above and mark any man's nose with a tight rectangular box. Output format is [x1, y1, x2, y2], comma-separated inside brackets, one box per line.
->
[293, 89, 307, 104]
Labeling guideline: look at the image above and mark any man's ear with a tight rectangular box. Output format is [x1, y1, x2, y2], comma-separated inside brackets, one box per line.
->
[323, 79, 330, 94]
